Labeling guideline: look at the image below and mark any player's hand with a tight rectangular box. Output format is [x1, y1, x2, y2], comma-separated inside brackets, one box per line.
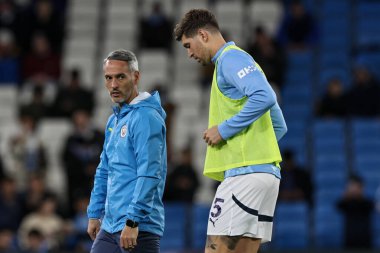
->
[120, 226, 139, 251]
[203, 126, 223, 146]
[87, 219, 101, 240]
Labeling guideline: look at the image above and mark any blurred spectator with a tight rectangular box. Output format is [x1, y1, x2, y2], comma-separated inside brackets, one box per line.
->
[64, 194, 91, 252]
[0, 176, 23, 232]
[0, 0, 19, 31]
[278, 149, 313, 206]
[21, 32, 61, 83]
[346, 66, 380, 117]
[164, 147, 200, 202]
[138, 1, 172, 51]
[19, 85, 49, 121]
[18, 193, 65, 251]
[62, 110, 104, 215]
[20, 172, 52, 216]
[21, 229, 49, 253]
[17, 0, 64, 53]
[0, 29, 19, 84]
[337, 175, 374, 249]
[8, 113, 47, 189]
[0, 228, 17, 253]
[19, 77, 57, 114]
[51, 68, 94, 118]
[277, 0, 317, 50]
[247, 26, 286, 88]
[316, 78, 347, 118]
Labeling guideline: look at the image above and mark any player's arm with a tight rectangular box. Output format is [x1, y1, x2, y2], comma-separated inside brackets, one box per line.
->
[270, 102, 287, 141]
[126, 110, 165, 222]
[217, 53, 278, 140]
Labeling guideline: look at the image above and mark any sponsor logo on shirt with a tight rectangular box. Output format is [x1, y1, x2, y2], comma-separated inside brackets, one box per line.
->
[237, 64, 257, 79]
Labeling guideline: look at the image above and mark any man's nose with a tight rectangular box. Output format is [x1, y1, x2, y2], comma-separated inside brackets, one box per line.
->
[187, 49, 193, 58]
[111, 79, 118, 88]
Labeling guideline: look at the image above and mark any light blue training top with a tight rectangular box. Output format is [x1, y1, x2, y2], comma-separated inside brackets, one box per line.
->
[211, 42, 287, 179]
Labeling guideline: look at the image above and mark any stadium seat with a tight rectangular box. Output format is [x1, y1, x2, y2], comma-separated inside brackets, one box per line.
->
[313, 170, 347, 189]
[161, 202, 187, 251]
[273, 202, 309, 249]
[312, 119, 347, 156]
[138, 49, 170, 92]
[249, 0, 283, 36]
[287, 50, 313, 69]
[282, 85, 312, 106]
[319, 52, 350, 68]
[374, 212, 380, 249]
[284, 70, 312, 85]
[313, 119, 345, 137]
[314, 205, 344, 248]
[191, 204, 210, 249]
[356, 1, 380, 17]
[314, 186, 345, 206]
[282, 104, 311, 122]
[313, 138, 345, 155]
[215, 1, 244, 44]
[352, 139, 380, 157]
[279, 137, 307, 166]
[351, 118, 380, 139]
[314, 153, 347, 173]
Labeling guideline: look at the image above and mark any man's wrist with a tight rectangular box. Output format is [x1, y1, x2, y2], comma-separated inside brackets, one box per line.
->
[126, 219, 139, 228]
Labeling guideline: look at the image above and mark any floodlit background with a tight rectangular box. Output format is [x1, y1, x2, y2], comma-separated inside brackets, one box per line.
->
[0, 0, 380, 252]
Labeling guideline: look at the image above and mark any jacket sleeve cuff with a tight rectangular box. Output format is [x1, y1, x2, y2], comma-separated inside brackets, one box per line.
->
[218, 122, 234, 140]
[87, 210, 103, 219]
[125, 214, 141, 223]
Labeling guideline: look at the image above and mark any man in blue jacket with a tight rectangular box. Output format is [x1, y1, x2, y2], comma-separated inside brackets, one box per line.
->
[87, 49, 167, 253]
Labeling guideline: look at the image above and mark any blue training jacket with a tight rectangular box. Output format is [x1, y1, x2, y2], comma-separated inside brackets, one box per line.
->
[87, 91, 167, 236]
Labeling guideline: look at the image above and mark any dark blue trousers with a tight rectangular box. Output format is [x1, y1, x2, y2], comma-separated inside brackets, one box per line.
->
[90, 229, 160, 253]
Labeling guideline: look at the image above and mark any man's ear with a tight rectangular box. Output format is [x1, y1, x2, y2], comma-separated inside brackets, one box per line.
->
[198, 29, 209, 43]
[133, 71, 140, 85]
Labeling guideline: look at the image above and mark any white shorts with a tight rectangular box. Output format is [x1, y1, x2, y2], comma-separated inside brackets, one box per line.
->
[207, 173, 280, 243]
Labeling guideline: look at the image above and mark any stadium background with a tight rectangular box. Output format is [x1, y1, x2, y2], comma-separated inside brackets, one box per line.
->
[0, 0, 380, 252]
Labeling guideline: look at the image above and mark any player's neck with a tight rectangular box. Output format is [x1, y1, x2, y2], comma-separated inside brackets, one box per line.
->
[210, 35, 227, 59]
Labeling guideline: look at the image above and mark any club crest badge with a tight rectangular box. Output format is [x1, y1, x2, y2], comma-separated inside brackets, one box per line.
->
[120, 125, 127, 138]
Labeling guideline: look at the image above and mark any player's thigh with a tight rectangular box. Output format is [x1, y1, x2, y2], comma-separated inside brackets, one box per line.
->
[91, 229, 121, 253]
[129, 231, 160, 253]
[205, 235, 261, 253]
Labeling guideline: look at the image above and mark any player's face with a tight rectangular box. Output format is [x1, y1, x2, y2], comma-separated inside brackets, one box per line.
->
[103, 60, 139, 104]
[182, 34, 211, 65]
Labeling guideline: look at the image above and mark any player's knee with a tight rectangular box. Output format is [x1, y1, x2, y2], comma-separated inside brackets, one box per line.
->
[205, 235, 242, 252]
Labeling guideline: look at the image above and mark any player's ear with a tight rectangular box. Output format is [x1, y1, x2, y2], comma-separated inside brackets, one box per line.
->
[198, 29, 209, 43]
[133, 71, 140, 85]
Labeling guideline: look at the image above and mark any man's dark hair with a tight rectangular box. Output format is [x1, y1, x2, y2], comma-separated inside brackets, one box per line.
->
[104, 49, 139, 72]
[174, 9, 220, 41]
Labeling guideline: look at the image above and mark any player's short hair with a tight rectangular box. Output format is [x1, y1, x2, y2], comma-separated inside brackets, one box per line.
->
[174, 9, 220, 41]
[104, 49, 139, 72]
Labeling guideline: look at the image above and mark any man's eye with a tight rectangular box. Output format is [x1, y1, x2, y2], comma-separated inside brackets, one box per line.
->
[118, 75, 125, 80]
[105, 76, 111, 81]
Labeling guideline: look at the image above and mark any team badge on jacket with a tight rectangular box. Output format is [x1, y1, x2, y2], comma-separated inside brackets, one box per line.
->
[120, 125, 127, 137]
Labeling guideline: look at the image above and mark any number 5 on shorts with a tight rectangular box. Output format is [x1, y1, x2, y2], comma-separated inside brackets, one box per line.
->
[211, 198, 224, 218]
